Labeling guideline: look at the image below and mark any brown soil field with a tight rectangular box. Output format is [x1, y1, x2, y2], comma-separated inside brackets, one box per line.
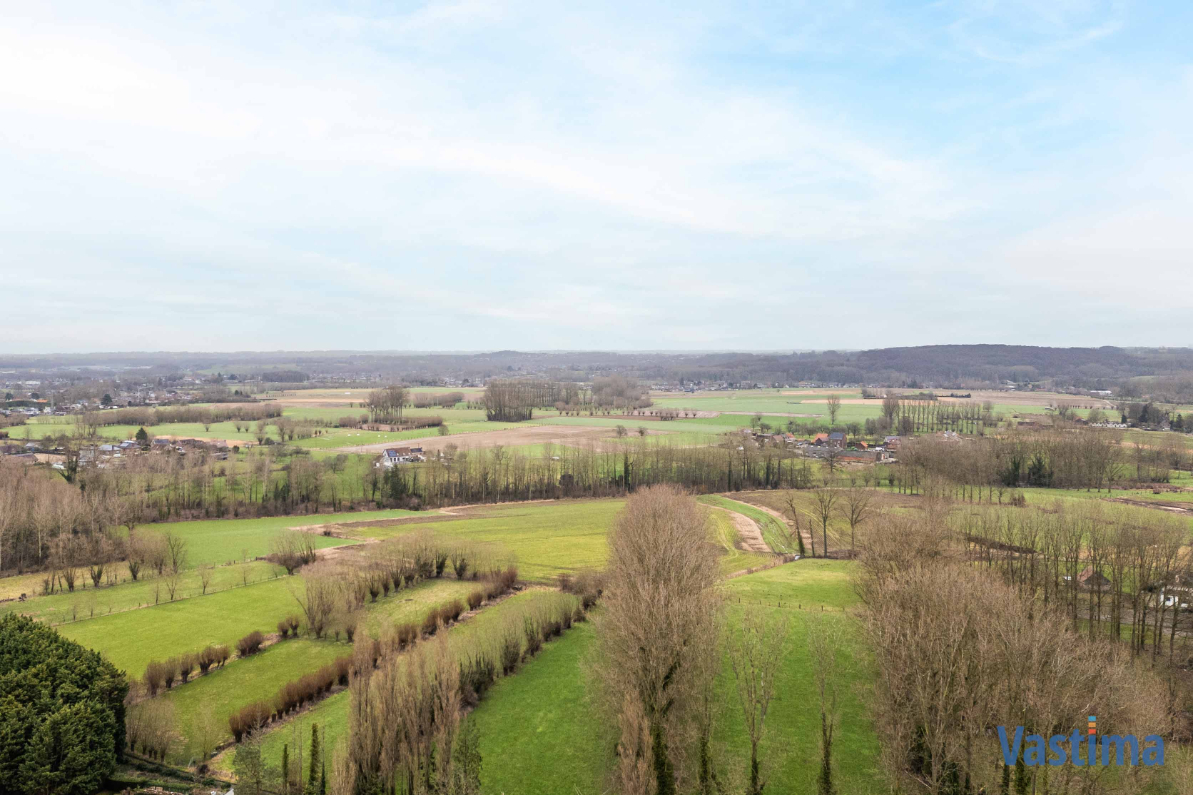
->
[720, 410, 820, 418]
[800, 398, 872, 405]
[333, 424, 666, 454]
[933, 389, 1114, 408]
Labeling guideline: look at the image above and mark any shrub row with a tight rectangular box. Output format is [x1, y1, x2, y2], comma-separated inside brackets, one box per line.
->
[237, 630, 265, 658]
[142, 644, 229, 695]
[276, 615, 301, 638]
[460, 593, 590, 706]
[421, 599, 465, 637]
[229, 655, 352, 741]
[558, 569, 605, 610]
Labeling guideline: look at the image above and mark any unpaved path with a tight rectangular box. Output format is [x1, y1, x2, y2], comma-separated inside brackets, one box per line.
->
[1110, 497, 1193, 515]
[711, 506, 770, 553]
[735, 497, 814, 552]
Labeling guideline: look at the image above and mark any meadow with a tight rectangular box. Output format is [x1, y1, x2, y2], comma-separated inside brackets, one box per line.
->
[350, 499, 625, 582]
[58, 575, 306, 678]
[163, 578, 480, 764]
[471, 559, 884, 795]
[109, 509, 400, 566]
[229, 588, 583, 777]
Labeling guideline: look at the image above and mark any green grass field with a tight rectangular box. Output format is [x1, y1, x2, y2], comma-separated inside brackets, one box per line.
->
[163, 578, 479, 764]
[471, 559, 883, 795]
[58, 575, 305, 678]
[352, 499, 623, 582]
[165, 638, 349, 765]
[0, 560, 282, 626]
[117, 509, 422, 567]
[231, 589, 581, 777]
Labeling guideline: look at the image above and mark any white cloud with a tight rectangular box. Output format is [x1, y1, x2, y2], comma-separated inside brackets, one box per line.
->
[1, 0, 1191, 351]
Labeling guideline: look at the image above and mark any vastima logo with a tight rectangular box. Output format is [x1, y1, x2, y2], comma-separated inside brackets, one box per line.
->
[998, 716, 1164, 767]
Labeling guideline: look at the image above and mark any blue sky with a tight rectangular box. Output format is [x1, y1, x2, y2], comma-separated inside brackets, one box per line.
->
[2, 1, 1191, 353]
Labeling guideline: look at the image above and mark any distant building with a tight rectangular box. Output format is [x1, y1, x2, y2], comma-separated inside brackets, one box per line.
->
[827, 432, 847, 449]
[1077, 566, 1111, 591]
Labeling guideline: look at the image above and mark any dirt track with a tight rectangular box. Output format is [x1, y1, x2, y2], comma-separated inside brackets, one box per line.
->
[737, 498, 814, 551]
[1109, 498, 1193, 515]
[712, 506, 771, 553]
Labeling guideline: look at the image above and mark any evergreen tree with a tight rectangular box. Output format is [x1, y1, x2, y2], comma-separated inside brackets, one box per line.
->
[305, 723, 321, 795]
[1013, 758, 1030, 795]
[452, 718, 483, 795]
[281, 743, 290, 795]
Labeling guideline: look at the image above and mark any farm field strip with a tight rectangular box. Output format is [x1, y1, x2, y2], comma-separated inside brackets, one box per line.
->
[163, 578, 480, 764]
[346, 499, 620, 582]
[222, 588, 581, 776]
[471, 559, 882, 795]
[699, 494, 795, 554]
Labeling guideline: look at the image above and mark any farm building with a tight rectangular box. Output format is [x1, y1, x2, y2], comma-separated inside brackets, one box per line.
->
[378, 446, 427, 467]
[1077, 566, 1111, 591]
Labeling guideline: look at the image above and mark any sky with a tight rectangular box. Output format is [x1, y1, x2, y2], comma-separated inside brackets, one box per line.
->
[2, 0, 1192, 353]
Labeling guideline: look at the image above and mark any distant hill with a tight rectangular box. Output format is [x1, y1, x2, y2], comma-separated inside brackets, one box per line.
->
[3, 345, 1192, 393]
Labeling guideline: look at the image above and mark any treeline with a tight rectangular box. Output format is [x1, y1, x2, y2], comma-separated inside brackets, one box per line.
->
[411, 391, 464, 409]
[368, 439, 816, 507]
[858, 502, 1180, 793]
[79, 403, 280, 430]
[486, 376, 652, 422]
[889, 429, 1186, 498]
[0, 439, 821, 574]
[339, 591, 583, 794]
[957, 501, 1189, 655]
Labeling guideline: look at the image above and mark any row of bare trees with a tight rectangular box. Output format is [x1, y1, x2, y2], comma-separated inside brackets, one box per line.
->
[890, 428, 1187, 498]
[857, 503, 1178, 793]
[595, 485, 838, 795]
[78, 403, 280, 432]
[335, 592, 582, 794]
[958, 500, 1191, 657]
[372, 438, 818, 509]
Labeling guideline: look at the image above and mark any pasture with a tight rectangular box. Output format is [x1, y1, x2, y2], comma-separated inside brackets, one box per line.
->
[164, 579, 479, 763]
[349, 499, 625, 582]
[229, 588, 583, 777]
[471, 559, 884, 795]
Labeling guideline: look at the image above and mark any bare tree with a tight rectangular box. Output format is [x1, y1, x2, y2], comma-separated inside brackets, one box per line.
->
[163, 530, 188, 575]
[809, 489, 838, 558]
[783, 492, 813, 557]
[594, 485, 723, 795]
[881, 393, 900, 424]
[808, 616, 843, 795]
[729, 610, 789, 795]
[199, 565, 214, 595]
[291, 569, 341, 638]
[825, 394, 841, 426]
[164, 570, 181, 601]
[615, 692, 657, 795]
[822, 445, 841, 479]
[271, 531, 317, 575]
[837, 486, 873, 555]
